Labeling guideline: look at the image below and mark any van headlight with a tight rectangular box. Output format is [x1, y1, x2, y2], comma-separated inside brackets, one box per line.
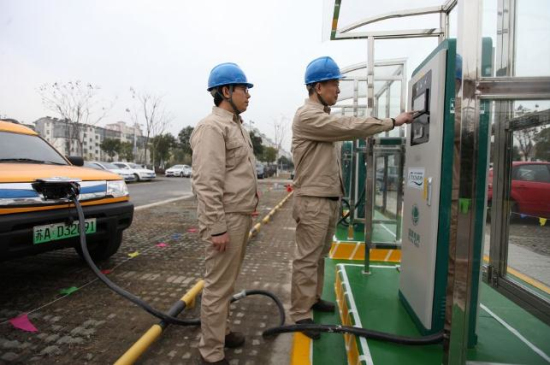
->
[107, 180, 129, 197]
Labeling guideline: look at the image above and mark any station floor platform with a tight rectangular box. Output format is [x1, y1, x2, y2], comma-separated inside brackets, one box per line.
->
[296, 212, 550, 365]
[291, 259, 550, 365]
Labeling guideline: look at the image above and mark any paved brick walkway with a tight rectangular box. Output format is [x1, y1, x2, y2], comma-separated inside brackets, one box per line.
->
[0, 181, 296, 365]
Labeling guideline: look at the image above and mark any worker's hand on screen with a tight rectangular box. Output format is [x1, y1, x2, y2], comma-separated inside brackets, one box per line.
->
[394, 111, 415, 126]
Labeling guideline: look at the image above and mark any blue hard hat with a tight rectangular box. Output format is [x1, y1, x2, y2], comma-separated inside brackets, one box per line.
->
[304, 56, 344, 85]
[207, 62, 254, 91]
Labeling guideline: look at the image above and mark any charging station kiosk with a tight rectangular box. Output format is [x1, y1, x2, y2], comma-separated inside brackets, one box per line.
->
[399, 39, 457, 336]
[399, 38, 491, 345]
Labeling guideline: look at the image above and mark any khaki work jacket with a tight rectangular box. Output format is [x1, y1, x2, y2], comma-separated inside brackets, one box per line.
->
[292, 99, 393, 198]
[191, 107, 258, 236]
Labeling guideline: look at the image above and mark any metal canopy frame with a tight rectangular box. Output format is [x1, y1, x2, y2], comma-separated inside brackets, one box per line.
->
[328, 0, 457, 41]
[327, 0, 550, 364]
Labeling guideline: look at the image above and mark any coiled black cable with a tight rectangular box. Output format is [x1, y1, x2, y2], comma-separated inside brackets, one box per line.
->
[232, 289, 285, 327]
[339, 187, 366, 227]
[72, 193, 200, 326]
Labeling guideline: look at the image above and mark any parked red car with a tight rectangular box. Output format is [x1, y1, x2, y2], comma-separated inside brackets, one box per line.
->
[487, 161, 550, 219]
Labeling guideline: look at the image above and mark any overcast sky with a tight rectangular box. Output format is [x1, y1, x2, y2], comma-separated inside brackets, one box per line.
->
[1, 0, 548, 151]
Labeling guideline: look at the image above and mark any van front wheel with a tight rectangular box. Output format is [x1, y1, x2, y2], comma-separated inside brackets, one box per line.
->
[75, 232, 123, 262]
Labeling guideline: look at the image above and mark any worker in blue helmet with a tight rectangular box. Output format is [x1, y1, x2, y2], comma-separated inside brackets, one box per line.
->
[191, 62, 258, 365]
[290, 56, 415, 340]
[207, 62, 254, 115]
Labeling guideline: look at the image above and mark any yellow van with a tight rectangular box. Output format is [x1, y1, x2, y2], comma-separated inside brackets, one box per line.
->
[0, 120, 134, 261]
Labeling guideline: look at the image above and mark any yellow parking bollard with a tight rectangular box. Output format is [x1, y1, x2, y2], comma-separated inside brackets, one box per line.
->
[115, 280, 204, 365]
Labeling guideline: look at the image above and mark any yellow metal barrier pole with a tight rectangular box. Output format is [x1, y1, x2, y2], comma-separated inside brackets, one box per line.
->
[114, 280, 204, 365]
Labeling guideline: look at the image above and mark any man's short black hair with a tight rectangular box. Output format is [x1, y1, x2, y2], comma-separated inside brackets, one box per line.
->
[307, 81, 330, 95]
[213, 87, 225, 106]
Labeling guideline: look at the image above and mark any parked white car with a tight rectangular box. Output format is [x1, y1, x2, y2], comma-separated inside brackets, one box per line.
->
[165, 164, 192, 178]
[84, 161, 136, 182]
[113, 162, 156, 182]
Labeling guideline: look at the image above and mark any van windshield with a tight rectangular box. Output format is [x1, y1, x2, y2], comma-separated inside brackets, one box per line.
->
[0, 132, 68, 165]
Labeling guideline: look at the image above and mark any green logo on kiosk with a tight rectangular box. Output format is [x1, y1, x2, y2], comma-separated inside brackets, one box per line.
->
[411, 204, 420, 226]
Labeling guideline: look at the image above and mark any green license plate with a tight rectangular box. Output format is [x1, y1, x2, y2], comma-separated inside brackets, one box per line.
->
[33, 219, 97, 244]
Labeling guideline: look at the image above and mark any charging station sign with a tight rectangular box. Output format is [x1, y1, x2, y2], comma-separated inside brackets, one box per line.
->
[407, 167, 425, 190]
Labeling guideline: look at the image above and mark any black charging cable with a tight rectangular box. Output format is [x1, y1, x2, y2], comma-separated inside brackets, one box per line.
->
[67, 186, 285, 327]
[66, 181, 442, 346]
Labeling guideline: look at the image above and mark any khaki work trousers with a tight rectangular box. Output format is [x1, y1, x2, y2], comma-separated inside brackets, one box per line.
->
[290, 196, 340, 322]
[198, 213, 253, 362]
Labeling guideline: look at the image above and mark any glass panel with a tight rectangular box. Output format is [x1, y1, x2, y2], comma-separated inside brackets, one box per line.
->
[334, 0, 442, 33]
[337, 62, 404, 123]
[372, 148, 403, 246]
[377, 89, 388, 118]
[515, 0, 550, 76]
[337, 79, 359, 103]
[342, 66, 367, 78]
[482, 0, 550, 77]
[481, 0, 497, 77]
[505, 103, 550, 299]
[374, 64, 402, 79]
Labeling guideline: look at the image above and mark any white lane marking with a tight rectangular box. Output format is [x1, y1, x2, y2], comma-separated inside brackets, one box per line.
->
[337, 264, 374, 365]
[331, 241, 341, 259]
[380, 223, 397, 238]
[309, 337, 313, 365]
[349, 241, 362, 260]
[480, 303, 550, 363]
[135, 194, 193, 211]
[342, 264, 399, 269]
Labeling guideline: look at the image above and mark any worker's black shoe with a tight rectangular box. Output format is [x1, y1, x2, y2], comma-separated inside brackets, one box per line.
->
[296, 319, 321, 340]
[224, 331, 245, 348]
[311, 299, 336, 313]
[199, 355, 229, 365]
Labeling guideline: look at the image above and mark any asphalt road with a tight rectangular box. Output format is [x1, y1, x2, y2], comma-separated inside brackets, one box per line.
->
[127, 176, 192, 207]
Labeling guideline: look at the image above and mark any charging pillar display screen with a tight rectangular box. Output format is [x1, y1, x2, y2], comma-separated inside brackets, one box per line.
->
[411, 71, 431, 146]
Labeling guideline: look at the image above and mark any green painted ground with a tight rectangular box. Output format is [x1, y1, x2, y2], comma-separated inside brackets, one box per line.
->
[312, 259, 550, 365]
[335, 210, 399, 243]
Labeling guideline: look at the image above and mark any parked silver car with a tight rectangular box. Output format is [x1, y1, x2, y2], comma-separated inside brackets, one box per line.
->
[84, 161, 136, 182]
[165, 164, 192, 178]
[256, 163, 265, 179]
[113, 162, 156, 182]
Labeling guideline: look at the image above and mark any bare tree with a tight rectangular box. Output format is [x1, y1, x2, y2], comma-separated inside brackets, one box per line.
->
[516, 128, 538, 160]
[273, 115, 289, 176]
[38, 81, 113, 156]
[129, 88, 173, 167]
[514, 104, 540, 160]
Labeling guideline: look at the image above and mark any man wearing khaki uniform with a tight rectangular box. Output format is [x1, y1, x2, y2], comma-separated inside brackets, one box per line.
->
[291, 56, 414, 339]
[191, 62, 258, 365]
